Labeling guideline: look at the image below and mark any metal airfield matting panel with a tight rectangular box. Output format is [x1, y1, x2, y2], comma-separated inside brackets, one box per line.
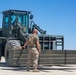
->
[38, 34, 64, 50]
[6, 49, 66, 66]
[39, 50, 65, 65]
[65, 50, 76, 64]
[5, 49, 76, 67]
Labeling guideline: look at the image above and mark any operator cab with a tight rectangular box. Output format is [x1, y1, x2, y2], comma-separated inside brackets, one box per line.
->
[2, 10, 32, 37]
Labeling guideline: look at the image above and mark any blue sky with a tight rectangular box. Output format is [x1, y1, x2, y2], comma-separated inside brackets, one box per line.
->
[0, 0, 76, 50]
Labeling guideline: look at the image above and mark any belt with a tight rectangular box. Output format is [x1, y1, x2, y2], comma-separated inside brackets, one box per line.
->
[28, 46, 36, 48]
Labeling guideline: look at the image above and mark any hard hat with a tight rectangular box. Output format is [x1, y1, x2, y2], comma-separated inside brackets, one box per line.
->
[33, 29, 38, 34]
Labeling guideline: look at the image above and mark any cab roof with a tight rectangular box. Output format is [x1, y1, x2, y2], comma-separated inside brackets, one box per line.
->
[2, 9, 31, 14]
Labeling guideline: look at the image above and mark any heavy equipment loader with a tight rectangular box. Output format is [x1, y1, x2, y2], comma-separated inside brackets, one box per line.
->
[0, 10, 64, 66]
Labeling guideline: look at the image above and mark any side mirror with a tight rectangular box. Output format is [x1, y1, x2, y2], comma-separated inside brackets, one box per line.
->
[30, 15, 33, 19]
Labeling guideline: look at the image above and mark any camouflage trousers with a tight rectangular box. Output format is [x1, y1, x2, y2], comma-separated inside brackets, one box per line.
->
[27, 48, 39, 69]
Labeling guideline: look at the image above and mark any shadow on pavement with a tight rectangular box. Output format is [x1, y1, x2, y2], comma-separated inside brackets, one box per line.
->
[1, 67, 76, 72]
[0, 63, 76, 72]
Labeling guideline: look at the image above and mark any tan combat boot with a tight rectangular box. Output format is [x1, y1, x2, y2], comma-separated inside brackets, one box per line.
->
[33, 69, 40, 72]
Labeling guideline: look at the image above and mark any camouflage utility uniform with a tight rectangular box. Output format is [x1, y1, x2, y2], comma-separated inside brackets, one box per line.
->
[5, 39, 22, 59]
[27, 34, 39, 70]
[5, 40, 22, 51]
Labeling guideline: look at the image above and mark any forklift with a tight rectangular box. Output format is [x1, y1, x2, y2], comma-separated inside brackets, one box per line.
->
[0, 10, 64, 58]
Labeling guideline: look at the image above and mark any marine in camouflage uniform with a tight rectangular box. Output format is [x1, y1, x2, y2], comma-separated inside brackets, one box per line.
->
[22, 29, 41, 72]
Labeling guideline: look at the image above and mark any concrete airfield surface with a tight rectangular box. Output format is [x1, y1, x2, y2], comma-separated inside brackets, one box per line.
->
[0, 57, 76, 75]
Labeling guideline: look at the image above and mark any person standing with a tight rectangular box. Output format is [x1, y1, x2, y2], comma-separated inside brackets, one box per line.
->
[22, 29, 41, 72]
